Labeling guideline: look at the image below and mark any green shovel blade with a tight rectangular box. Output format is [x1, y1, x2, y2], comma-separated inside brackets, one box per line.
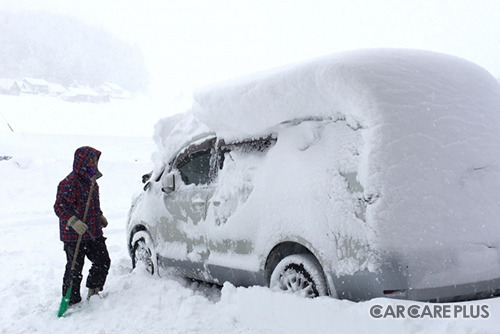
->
[57, 286, 72, 317]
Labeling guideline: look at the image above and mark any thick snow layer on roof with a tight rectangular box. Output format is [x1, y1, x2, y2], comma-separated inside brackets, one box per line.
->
[154, 49, 500, 284]
[193, 48, 500, 135]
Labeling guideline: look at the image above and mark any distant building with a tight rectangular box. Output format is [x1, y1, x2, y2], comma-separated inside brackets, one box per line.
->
[0, 79, 21, 96]
[9, 81, 21, 96]
[21, 78, 51, 94]
[61, 85, 110, 103]
[0, 77, 129, 103]
[46, 82, 67, 96]
[97, 82, 131, 99]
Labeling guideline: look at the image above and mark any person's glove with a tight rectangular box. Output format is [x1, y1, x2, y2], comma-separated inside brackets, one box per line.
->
[100, 215, 108, 228]
[67, 216, 88, 235]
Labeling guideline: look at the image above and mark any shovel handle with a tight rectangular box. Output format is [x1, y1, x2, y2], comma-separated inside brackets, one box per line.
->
[82, 174, 97, 224]
[69, 174, 97, 272]
[70, 235, 83, 272]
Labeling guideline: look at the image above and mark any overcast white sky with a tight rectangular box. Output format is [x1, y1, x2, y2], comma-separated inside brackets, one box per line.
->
[2, 0, 499, 100]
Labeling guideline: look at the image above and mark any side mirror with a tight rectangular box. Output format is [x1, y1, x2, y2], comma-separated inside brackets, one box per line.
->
[142, 172, 152, 184]
[161, 173, 176, 194]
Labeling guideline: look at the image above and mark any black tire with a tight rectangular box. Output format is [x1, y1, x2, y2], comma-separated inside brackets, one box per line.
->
[269, 254, 328, 298]
[132, 231, 157, 275]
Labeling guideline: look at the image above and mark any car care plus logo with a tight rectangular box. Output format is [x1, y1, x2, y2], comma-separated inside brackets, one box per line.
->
[369, 304, 490, 319]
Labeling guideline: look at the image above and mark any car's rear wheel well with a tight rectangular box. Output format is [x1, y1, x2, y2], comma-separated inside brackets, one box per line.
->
[265, 242, 315, 284]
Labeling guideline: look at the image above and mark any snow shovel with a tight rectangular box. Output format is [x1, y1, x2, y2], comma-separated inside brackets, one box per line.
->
[57, 174, 96, 317]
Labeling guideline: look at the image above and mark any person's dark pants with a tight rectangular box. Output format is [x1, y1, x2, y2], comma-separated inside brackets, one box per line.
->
[62, 236, 111, 305]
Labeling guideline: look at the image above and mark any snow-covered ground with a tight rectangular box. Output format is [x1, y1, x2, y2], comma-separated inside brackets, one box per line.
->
[1, 94, 500, 333]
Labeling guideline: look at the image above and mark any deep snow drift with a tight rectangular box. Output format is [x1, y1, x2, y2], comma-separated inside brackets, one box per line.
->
[1, 68, 500, 332]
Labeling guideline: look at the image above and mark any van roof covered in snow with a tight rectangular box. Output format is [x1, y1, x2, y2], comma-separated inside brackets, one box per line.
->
[192, 48, 500, 137]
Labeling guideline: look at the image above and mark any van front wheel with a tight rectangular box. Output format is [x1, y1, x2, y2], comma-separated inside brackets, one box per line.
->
[131, 231, 157, 275]
[269, 254, 328, 298]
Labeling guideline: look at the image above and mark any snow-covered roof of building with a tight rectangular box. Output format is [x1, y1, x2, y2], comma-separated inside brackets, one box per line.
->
[23, 78, 51, 86]
[64, 86, 100, 96]
[100, 82, 123, 91]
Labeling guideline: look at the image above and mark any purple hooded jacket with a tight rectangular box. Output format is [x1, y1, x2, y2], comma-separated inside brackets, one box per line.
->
[54, 146, 104, 242]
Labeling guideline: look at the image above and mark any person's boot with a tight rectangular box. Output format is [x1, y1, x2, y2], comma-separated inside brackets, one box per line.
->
[69, 294, 82, 306]
[87, 287, 101, 300]
[64, 285, 82, 306]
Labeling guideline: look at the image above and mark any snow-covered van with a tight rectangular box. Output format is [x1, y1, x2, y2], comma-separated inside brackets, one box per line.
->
[127, 49, 500, 301]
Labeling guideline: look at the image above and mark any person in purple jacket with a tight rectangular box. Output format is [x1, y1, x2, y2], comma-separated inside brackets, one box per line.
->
[54, 146, 110, 306]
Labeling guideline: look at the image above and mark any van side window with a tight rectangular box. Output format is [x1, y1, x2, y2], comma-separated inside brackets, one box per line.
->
[218, 136, 277, 169]
[176, 149, 212, 185]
